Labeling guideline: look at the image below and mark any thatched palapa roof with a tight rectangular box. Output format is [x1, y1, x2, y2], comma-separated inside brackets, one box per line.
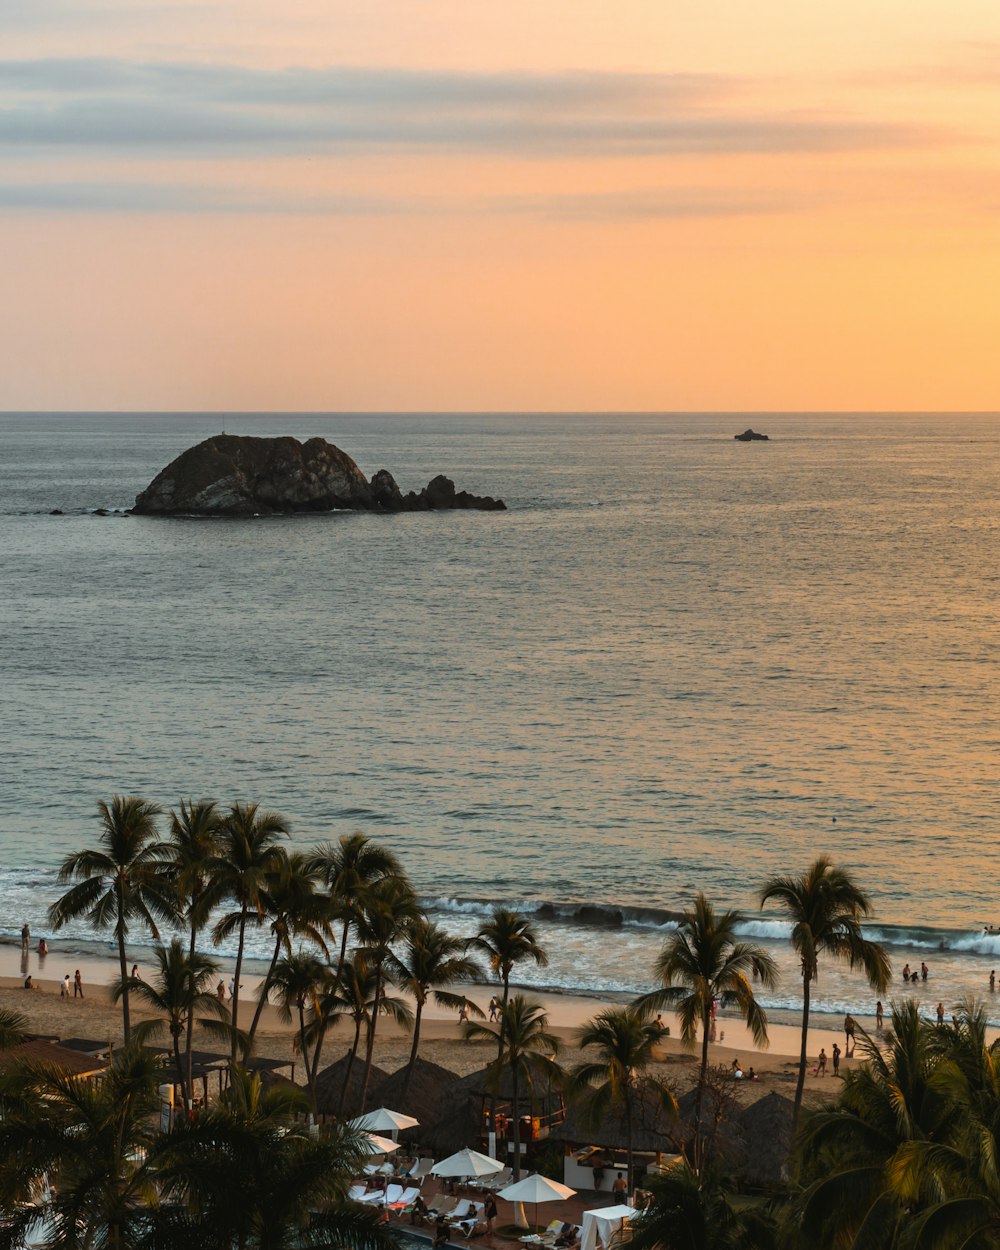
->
[314, 1052, 388, 1119]
[548, 1078, 677, 1154]
[375, 1057, 459, 1129]
[736, 1092, 795, 1187]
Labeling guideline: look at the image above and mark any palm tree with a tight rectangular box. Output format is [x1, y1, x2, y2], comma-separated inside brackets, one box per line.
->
[639, 894, 777, 1167]
[245, 851, 331, 1050]
[469, 907, 548, 1017]
[389, 916, 482, 1099]
[209, 802, 289, 1060]
[354, 874, 418, 1112]
[115, 937, 233, 1116]
[270, 951, 330, 1117]
[166, 798, 225, 1102]
[795, 1000, 958, 1249]
[570, 1005, 675, 1195]
[0, 1043, 167, 1250]
[48, 795, 176, 1042]
[307, 833, 403, 981]
[759, 856, 890, 1120]
[630, 1160, 777, 1250]
[465, 995, 560, 1180]
[153, 1067, 396, 1250]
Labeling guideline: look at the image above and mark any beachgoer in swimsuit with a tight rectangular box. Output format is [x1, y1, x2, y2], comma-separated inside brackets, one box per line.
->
[936, 1002, 945, 1025]
[921, 962, 929, 981]
[832, 1043, 841, 1076]
[813, 1048, 827, 1076]
[875, 1000, 884, 1030]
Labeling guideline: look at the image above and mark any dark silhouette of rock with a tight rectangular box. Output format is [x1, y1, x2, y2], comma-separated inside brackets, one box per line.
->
[734, 428, 770, 441]
[49, 509, 64, 516]
[132, 434, 505, 517]
[93, 508, 109, 516]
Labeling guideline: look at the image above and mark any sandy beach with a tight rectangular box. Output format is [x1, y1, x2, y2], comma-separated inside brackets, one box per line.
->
[1, 945, 855, 1107]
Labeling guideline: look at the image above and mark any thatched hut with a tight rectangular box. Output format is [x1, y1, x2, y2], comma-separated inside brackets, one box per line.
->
[547, 1078, 677, 1155]
[736, 1092, 795, 1188]
[374, 1057, 458, 1129]
[314, 1052, 388, 1121]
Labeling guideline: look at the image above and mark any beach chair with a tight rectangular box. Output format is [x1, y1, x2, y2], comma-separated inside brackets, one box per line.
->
[411, 1158, 434, 1182]
[480, 1166, 512, 1191]
[426, 1196, 458, 1219]
[540, 1220, 565, 1245]
[348, 1185, 367, 1202]
[389, 1186, 420, 1211]
[456, 1219, 488, 1240]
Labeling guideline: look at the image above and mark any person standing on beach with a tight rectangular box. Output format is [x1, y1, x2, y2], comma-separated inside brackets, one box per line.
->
[488, 995, 499, 1021]
[991, 971, 996, 993]
[813, 1048, 827, 1077]
[875, 1001, 884, 1030]
[832, 1043, 841, 1077]
[131, 963, 140, 980]
[20, 924, 29, 953]
[844, 1014, 856, 1057]
[73, 969, 83, 999]
[936, 1002, 945, 1025]
[217, 979, 226, 1001]
[61, 973, 70, 999]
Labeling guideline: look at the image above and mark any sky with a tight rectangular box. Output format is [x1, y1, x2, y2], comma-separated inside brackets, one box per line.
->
[3, 1, 1000, 411]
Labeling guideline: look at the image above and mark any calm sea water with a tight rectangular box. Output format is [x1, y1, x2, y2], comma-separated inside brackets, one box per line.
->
[3, 411, 1000, 1025]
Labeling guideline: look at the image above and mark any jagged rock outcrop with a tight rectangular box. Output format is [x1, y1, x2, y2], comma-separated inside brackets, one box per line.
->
[734, 428, 770, 441]
[132, 435, 506, 516]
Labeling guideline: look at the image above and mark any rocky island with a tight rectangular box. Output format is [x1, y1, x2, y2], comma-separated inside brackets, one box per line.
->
[734, 428, 770, 441]
[132, 434, 506, 516]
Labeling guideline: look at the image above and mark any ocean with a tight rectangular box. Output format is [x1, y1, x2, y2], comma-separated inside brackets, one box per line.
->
[3, 411, 1000, 1027]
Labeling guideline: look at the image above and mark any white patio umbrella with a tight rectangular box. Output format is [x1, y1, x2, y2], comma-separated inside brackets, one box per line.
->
[361, 1132, 401, 1157]
[350, 1108, 420, 1138]
[499, 1173, 576, 1234]
[431, 1148, 504, 1179]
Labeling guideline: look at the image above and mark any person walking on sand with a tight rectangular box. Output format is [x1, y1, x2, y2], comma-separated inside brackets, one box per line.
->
[991, 970, 996, 993]
[458, 1001, 470, 1024]
[832, 1042, 841, 1077]
[61, 973, 70, 1000]
[73, 969, 83, 999]
[844, 1014, 857, 1057]
[813, 1048, 827, 1077]
[488, 995, 499, 1022]
[217, 979, 226, 1002]
[876, 1000, 884, 1030]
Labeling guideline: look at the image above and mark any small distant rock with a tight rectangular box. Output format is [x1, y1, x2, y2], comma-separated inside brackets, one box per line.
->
[734, 429, 770, 442]
[93, 508, 109, 516]
[49, 509, 64, 516]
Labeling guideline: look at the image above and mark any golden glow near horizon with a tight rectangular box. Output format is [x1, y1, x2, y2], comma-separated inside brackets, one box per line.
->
[3, 0, 1000, 410]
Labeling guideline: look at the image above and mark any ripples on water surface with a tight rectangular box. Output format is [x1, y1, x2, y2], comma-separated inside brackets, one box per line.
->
[2, 412, 999, 1021]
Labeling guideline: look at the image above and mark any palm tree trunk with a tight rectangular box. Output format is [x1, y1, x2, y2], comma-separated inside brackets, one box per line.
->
[693, 1003, 711, 1171]
[359, 966, 382, 1113]
[401, 996, 424, 1100]
[793, 971, 812, 1121]
[338, 1015, 363, 1117]
[511, 1062, 521, 1182]
[186, 911, 198, 1116]
[336, 920, 351, 984]
[116, 885, 130, 1042]
[230, 906, 248, 1062]
[624, 1084, 633, 1200]
[298, 1000, 317, 1116]
[173, 1028, 189, 1116]
[490, 973, 510, 1146]
[247, 929, 282, 1048]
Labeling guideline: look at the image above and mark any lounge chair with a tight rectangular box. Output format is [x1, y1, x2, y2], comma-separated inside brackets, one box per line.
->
[478, 1167, 512, 1191]
[348, 1185, 367, 1202]
[389, 1186, 420, 1211]
[426, 1196, 458, 1219]
[411, 1158, 435, 1182]
[539, 1220, 565, 1244]
[446, 1200, 484, 1225]
[456, 1219, 488, 1240]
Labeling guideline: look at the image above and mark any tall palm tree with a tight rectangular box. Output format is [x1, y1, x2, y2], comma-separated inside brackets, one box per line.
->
[48, 795, 176, 1042]
[115, 937, 233, 1116]
[270, 951, 330, 1118]
[354, 874, 418, 1112]
[570, 1005, 675, 1195]
[469, 907, 548, 1017]
[245, 851, 331, 1050]
[166, 798, 225, 1102]
[209, 802, 289, 1060]
[0, 1043, 167, 1250]
[465, 995, 561, 1180]
[307, 833, 403, 982]
[388, 916, 482, 1099]
[639, 894, 777, 1167]
[759, 856, 891, 1121]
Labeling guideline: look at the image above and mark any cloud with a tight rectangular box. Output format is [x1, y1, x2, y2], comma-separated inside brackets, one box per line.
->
[0, 58, 927, 158]
[0, 178, 795, 220]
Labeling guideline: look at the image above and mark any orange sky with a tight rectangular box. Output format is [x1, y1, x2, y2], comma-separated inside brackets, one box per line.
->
[3, 0, 1000, 410]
